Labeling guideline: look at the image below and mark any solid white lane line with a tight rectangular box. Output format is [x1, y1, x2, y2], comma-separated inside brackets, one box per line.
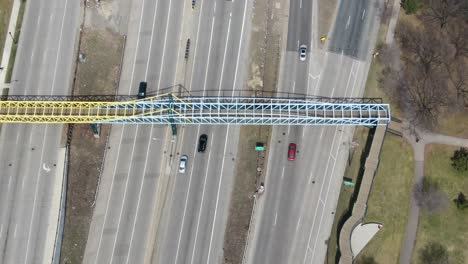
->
[188, 0, 205, 90]
[144, 0, 160, 79]
[217, 15, 232, 91]
[189, 135, 214, 264]
[109, 125, 140, 264]
[296, 215, 302, 231]
[303, 127, 338, 263]
[232, 0, 248, 90]
[124, 127, 155, 264]
[174, 127, 198, 264]
[128, 0, 147, 91]
[201, 17, 216, 94]
[156, 0, 173, 90]
[206, 126, 230, 264]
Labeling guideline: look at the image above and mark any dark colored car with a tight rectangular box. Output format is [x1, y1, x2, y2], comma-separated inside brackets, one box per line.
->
[137, 81, 147, 99]
[198, 134, 208, 152]
[288, 143, 296, 161]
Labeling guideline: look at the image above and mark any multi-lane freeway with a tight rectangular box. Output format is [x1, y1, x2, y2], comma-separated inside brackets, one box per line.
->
[84, 0, 252, 263]
[244, 0, 383, 263]
[0, 0, 80, 264]
[0, 0, 385, 263]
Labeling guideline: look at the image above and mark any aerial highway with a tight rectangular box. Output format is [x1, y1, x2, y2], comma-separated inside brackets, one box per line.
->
[83, 0, 186, 262]
[0, 0, 80, 263]
[244, 0, 383, 263]
[153, 0, 252, 263]
[84, 0, 253, 263]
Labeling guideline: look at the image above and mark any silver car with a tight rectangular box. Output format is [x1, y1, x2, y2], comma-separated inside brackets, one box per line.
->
[299, 44, 307, 61]
[179, 155, 188, 173]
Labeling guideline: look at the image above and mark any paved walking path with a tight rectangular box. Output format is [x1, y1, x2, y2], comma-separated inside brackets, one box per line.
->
[0, 0, 21, 85]
[399, 125, 468, 264]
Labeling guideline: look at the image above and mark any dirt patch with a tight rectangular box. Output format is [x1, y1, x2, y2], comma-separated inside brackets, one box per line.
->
[222, 0, 285, 262]
[60, 4, 125, 263]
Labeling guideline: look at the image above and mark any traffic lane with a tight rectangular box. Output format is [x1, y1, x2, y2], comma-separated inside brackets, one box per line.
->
[156, 126, 211, 263]
[286, 0, 312, 51]
[316, 53, 360, 97]
[106, 125, 156, 263]
[175, 127, 227, 264]
[125, 127, 168, 264]
[3, 126, 62, 264]
[328, 0, 370, 59]
[90, 125, 139, 263]
[190, 125, 239, 264]
[187, 0, 216, 92]
[121, 0, 160, 93]
[215, 0, 248, 93]
[144, 0, 182, 91]
[278, 53, 299, 95]
[203, 0, 231, 93]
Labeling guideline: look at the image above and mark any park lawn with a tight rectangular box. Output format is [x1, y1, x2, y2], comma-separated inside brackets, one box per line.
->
[0, 0, 13, 63]
[354, 134, 414, 264]
[436, 112, 468, 139]
[411, 144, 468, 264]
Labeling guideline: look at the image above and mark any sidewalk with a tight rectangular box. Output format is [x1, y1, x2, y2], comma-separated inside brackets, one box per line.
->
[0, 0, 21, 85]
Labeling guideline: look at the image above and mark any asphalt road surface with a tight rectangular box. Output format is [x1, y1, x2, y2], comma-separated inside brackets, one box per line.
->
[244, 0, 382, 263]
[0, 0, 80, 264]
[153, 0, 252, 263]
[84, 0, 185, 262]
[85, 0, 252, 263]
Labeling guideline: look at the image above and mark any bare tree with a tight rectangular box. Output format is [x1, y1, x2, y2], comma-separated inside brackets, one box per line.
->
[445, 59, 468, 106]
[445, 18, 468, 58]
[421, 0, 462, 28]
[397, 22, 452, 73]
[414, 177, 448, 213]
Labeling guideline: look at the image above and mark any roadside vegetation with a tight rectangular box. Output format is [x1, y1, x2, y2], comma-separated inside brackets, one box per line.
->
[378, 0, 468, 133]
[0, 0, 13, 64]
[4, 0, 25, 83]
[411, 144, 468, 264]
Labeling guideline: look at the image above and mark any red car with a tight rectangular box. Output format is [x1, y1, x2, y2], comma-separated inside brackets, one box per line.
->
[288, 143, 296, 161]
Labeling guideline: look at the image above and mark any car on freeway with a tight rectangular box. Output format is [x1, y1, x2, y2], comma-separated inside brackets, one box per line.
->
[288, 143, 296, 161]
[198, 134, 208, 152]
[179, 155, 188, 173]
[137, 81, 147, 99]
[299, 44, 307, 61]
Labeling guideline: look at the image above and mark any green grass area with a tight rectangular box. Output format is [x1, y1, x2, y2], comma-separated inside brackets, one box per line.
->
[0, 0, 13, 64]
[355, 135, 414, 264]
[411, 145, 468, 264]
[4, 0, 24, 83]
[435, 113, 468, 139]
[327, 126, 370, 263]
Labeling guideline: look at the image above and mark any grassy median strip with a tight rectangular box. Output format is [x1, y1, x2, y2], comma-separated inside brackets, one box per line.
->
[0, 0, 14, 64]
[411, 145, 468, 264]
[355, 135, 413, 263]
[4, 0, 24, 83]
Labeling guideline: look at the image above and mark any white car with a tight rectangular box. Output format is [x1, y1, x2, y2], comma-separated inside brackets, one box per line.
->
[179, 155, 188, 173]
[299, 44, 307, 61]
